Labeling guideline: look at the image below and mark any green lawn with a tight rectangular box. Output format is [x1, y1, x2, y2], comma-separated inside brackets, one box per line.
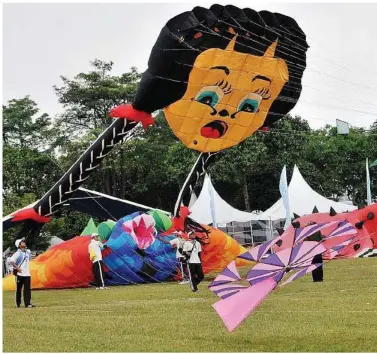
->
[3, 258, 377, 352]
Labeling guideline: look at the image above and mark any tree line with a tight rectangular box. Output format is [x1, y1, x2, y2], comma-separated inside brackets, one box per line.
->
[3, 60, 377, 249]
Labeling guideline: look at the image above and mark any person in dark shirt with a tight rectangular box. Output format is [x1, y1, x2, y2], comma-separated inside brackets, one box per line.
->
[307, 230, 324, 282]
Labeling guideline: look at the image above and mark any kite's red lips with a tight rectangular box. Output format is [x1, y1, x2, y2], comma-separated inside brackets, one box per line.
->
[200, 120, 228, 139]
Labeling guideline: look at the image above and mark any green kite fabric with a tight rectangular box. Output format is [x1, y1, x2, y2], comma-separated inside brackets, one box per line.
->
[98, 220, 116, 241]
[80, 218, 98, 236]
[147, 210, 173, 233]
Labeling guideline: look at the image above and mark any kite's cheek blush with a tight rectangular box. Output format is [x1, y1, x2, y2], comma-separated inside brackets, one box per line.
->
[200, 120, 228, 139]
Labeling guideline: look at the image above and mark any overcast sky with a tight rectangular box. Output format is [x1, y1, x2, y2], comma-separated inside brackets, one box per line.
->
[3, 2, 377, 129]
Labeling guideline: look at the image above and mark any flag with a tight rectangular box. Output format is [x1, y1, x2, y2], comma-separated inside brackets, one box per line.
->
[279, 165, 291, 230]
[366, 158, 372, 205]
[370, 159, 377, 168]
[208, 175, 217, 228]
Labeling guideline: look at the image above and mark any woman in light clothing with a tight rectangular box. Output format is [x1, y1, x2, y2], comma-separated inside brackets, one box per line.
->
[183, 232, 204, 292]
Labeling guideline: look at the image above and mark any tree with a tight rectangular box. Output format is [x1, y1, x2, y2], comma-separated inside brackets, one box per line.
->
[3, 96, 52, 149]
[303, 126, 371, 206]
[2, 97, 63, 250]
[54, 60, 142, 134]
[2, 97, 61, 199]
[53, 60, 143, 200]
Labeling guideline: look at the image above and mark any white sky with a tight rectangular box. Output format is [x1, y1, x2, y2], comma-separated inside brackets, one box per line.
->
[3, 2, 377, 129]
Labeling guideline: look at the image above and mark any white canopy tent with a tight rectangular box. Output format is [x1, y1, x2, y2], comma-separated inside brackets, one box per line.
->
[189, 174, 260, 225]
[48, 236, 65, 249]
[189, 166, 357, 225]
[258, 165, 357, 220]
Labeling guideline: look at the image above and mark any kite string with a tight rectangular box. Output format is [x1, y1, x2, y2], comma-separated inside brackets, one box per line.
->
[172, 60, 377, 111]
[152, 69, 377, 119]
[160, 30, 377, 112]
[211, 9, 377, 79]
[202, 24, 377, 92]
[164, 23, 377, 93]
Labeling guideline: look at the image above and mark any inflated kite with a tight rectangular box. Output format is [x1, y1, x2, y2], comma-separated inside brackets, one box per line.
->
[7, 5, 308, 235]
[273, 204, 377, 258]
[3, 211, 252, 290]
[113, 5, 308, 153]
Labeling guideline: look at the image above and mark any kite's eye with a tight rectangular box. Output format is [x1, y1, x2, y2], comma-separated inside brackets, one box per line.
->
[195, 86, 224, 108]
[239, 99, 259, 113]
[238, 94, 262, 113]
[198, 92, 217, 106]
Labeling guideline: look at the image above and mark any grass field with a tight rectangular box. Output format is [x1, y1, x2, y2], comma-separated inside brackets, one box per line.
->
[3, 258, 377, 352]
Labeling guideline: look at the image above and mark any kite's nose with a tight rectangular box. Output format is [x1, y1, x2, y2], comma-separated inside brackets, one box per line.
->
[218, 109, 229, 117]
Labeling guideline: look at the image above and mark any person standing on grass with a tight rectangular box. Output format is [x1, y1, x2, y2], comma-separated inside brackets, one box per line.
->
[311, 254, 324, 282]
[9, 238, 35, 308]
[306, 229, 324, 282]
[183, 231, 204, 292]
[157, 232, 190, 284]
[88, 233, 109, 290]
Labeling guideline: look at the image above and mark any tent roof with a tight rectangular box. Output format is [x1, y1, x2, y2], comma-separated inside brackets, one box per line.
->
[189, 174, 260, 224]
[49, 236, 64, 247]
[258, 165, 357, 220]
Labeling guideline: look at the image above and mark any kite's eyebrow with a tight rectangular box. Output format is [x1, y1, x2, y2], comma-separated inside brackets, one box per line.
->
[210, 66, 230, 75]
[252, 75, 272, 83]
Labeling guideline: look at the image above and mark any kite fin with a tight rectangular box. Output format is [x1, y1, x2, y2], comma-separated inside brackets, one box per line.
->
[109, 104, 154, 129]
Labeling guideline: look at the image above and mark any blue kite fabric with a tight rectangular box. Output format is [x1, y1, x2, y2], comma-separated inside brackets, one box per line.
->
[103, 212, 178, 284]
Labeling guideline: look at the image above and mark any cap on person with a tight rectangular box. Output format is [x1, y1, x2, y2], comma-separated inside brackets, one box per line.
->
[91, 233, 99, 239]
[15, 238, 25, 248]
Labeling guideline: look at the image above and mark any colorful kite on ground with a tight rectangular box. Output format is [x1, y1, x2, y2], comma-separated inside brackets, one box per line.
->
[273, 204, 377, 258]
[209, 220, 358, 332]
[3, 211, 251, 290]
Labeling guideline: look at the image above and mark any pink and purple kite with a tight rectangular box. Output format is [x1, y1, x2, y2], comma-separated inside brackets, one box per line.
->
[209, 220, 358, 332]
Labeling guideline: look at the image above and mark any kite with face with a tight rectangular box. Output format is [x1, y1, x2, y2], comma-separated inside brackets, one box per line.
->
[112, 4, 308, 153]
[8, 4, 308, 236]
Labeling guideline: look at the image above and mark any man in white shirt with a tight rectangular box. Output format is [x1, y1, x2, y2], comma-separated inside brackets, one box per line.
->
[88, 233, 109, 290]
[10, 238, 34, 308]
[183, 232, 204, 292]
[169, 232, 190, 284]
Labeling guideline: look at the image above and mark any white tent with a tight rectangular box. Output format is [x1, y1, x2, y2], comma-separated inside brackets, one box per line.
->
[189, 174, 260, 224]
[48, 236, 65, 249]
[258, 165, 357, 220]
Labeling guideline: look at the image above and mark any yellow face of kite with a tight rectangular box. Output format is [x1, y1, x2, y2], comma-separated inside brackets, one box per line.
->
[164, 38, 289, 153]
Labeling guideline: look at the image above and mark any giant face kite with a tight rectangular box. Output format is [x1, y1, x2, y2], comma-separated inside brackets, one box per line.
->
[113, 5, 309, 153]
[8, 5, 308, 230]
